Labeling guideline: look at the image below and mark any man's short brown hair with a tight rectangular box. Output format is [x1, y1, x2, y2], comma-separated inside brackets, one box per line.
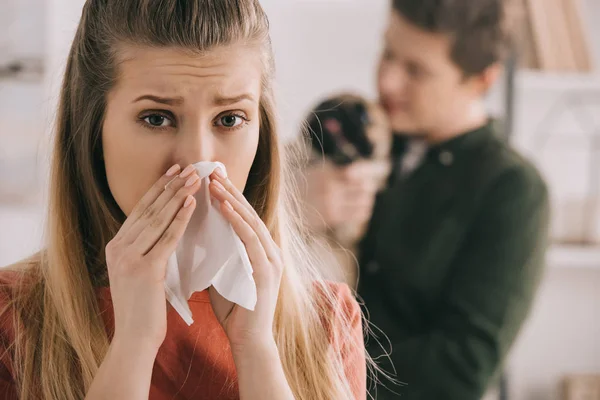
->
[392, 0, 518, 76]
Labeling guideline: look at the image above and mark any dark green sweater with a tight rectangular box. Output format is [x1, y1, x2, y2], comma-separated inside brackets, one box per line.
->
[358, 122, 550, 399]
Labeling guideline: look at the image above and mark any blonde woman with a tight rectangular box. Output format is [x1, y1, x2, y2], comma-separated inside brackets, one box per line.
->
[0, 0, 367, 399]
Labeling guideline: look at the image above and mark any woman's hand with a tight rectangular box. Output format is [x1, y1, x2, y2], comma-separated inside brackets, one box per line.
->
[208, 168, 283, 355]
[104, 164, 201, 352]
[208, 169, 294, 400]
[88, 164, 202, 400]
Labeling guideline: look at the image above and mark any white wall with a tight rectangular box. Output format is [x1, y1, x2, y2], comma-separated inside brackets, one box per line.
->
[261, 0, 388, 139]
[0, 0, 45, 64]
[0, 0, 50, 203]
[507, 266, 600, 400]
[0, 206, 45, 267]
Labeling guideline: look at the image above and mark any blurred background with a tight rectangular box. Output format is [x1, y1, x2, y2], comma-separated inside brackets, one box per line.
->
[1, 0, 599, 399]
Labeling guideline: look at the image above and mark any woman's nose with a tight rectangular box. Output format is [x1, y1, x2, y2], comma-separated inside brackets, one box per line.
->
[175, 127, 216, 165]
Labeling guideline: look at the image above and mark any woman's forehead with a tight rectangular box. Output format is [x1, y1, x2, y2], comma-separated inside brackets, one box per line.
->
[112, 44, 264, 102]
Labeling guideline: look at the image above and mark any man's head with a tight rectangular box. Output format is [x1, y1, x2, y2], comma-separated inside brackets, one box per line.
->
[378, 0, 516, 139]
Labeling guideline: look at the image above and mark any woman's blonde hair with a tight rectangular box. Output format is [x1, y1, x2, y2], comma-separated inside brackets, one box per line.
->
[2, 0, 373, 399]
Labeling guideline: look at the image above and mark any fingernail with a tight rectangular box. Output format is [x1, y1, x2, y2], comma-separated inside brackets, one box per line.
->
[179, 165, 196, 179]
[185, 174, 200, 187]
[166, 164, 181, 177]
[184, 195, 194, 208]
[214, 167, 226, 180]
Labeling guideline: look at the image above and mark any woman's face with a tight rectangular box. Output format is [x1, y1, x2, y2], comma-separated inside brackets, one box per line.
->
[102, 44, 263, 216]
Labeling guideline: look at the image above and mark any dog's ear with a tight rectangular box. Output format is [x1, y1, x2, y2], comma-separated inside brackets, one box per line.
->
[363, 100, 393, 161]
[355, 101, 370, 127]
[336, 98, 374, 160]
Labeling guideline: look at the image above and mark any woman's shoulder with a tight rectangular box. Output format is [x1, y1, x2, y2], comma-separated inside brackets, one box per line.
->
[315, 281, 367, 397]
[0, 256, 38, 385]
[1, 253, 40, 271]
[0, 253, 41, 319]
[0, 255, 37, 396]
[0, 254, 40, 290]
[315, 280, 360, 314]
[0, 268, 25, 289]
[313, 280, 363, 339]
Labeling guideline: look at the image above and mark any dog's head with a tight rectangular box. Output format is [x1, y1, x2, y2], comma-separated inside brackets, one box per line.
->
[302, 93, 393, 248]
[305, 93, 391, 165]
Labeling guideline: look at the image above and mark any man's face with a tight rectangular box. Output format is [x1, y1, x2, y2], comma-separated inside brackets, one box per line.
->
[377, 11, 487, 137]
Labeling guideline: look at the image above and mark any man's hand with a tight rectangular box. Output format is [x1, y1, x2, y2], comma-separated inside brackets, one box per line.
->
[302, 159, 389, 235]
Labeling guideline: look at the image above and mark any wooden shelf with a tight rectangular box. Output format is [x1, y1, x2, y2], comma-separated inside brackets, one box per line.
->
[516, 69, 600, 91]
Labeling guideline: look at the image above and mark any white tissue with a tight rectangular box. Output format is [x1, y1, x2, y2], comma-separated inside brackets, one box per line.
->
[164, 161, 257, 325]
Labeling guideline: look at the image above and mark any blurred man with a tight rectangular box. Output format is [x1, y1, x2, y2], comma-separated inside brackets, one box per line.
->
[303, 0, 550, 399]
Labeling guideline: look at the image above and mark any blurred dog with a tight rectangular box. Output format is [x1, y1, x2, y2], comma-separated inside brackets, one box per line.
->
[305, 93, 392, 169]
[300, 93, 392, 287]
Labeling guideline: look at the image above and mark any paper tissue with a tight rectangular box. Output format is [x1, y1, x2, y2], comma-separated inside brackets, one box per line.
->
[164, 161, 257, 325]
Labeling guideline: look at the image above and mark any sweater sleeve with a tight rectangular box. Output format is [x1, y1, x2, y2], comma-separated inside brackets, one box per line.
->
[390, 166, 550, 399]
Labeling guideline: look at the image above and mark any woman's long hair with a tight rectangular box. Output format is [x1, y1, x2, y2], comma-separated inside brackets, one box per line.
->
[3, 0, 373, 399]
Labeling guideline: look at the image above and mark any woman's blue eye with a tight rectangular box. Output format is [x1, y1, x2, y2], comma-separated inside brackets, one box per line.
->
[144, 114, 172, 127]
[222, 115, 237, 127]
[217, 114, 245, 128]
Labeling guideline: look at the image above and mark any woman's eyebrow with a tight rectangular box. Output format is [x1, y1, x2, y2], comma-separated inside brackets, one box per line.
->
[213, 93, 256, 107]
[132, 93, 257, 106]
[132, 95, 184, 105]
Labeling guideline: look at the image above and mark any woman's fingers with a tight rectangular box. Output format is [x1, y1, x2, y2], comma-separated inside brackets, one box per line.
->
[211, 169, 253, 210]
[209, 174, 281, 264]
[132, 174, 201, 255]
[210, 178, 256, 228]
[114, 164, 182, 241]
[144, 195, 196, 268]
[218, 199, 271, 275]
[123, 165, 199, 245]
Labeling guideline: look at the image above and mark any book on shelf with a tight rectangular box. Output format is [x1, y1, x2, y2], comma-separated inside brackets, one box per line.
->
[520, 0, 594, 72]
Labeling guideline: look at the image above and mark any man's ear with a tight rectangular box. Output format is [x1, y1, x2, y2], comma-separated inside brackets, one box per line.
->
[466, 63, 503, 95]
